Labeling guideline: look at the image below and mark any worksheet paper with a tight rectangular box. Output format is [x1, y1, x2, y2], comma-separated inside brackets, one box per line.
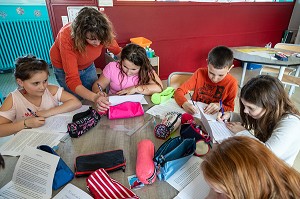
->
[36, 105, 90, 133]
[53, 184, 92, 199]
[0, 129, 64, 156]
[146, 99, 185, 118]
[199, 109, 233, 143]
[166, 156, 210, 199]
[109, 94, 148, 106]
[0, 147, 59, 199]
[0, 105, 90, 156]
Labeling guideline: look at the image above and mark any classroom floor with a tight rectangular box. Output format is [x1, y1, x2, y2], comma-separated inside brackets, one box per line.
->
[0, 66, 300, 171]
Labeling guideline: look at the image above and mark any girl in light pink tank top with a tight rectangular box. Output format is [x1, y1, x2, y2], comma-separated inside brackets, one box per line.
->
[0, 55, 82, 137]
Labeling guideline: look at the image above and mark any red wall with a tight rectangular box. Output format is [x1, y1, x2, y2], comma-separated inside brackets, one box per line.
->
[46, 1, 295, 79]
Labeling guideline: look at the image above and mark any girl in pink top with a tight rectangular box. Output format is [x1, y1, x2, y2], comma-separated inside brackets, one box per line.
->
[92, 43, 163, 112]
[0, 55, 82, 137]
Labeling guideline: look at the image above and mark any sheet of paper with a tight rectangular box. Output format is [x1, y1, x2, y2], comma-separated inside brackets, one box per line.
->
[199, 110, 233, 143]
[33, 105, 90, 133]
[53, 184, 93, 199]
[174, 170, 210, 199]
[0, 129, 65, 156]
[0, 147, 59, 199]
[109, 94, 147, 106]
[166, 156, 210, 199]
[193, 101, 217, 121]
[146, 99, 185, 118]
[248, 51, 275, 59]
[209, 121, 233, 142]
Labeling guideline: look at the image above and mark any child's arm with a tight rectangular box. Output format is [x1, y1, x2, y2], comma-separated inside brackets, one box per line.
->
[222, 79, 238, 112]
[174, 72, 198, 112]
[0, 95, 45, 137]
[117, 71, 163, 95]
[36, 85, 82, 118]
[92, 74, 110, 94]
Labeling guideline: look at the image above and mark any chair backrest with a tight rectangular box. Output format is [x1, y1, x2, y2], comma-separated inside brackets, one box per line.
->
[167, 72, 193, 89]
[274, 43, 300, 52]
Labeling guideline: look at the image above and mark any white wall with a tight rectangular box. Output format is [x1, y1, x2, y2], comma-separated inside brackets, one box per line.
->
[0, 0, 45, 5]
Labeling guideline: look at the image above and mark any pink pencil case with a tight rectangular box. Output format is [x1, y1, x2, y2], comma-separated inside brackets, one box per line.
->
[136, 139, 156, 184]
[108, 101, 144, 120]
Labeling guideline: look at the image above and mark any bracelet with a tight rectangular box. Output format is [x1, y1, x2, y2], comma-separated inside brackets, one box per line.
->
[24, 119, 29, 129]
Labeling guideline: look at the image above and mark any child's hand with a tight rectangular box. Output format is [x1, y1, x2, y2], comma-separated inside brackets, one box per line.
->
[25, 117, 45, 128]
[182, 102, 198, 115]
[216, 111, 230, 122]
[204, 103, 220, 114]
[36, 110, 51, 118]
[116, 86, 136, 95]
[94, 95, 110, 112]
[97, 91, 107, 97]
[225, 122, 246, 134]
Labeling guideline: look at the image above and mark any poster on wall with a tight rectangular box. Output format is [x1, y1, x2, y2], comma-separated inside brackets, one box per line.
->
[98, 0, 113, 6]
[67, 6, 98, 22]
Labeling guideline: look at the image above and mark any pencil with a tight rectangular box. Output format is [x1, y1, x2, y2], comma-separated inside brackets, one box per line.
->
[188, 91, 195, 106]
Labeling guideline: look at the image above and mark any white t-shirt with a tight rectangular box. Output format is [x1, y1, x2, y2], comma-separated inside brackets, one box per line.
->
[0, 87, 62, 122]
[231, 112, 300, 166]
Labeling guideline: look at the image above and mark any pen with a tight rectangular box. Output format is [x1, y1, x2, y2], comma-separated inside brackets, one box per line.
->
[97, 83, 103, 92]
[188, 91, 195, 106]
[27, 108, 38, 117]
[219, 99, 225, 120]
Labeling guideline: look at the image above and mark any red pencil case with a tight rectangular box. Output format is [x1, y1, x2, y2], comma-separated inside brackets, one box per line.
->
[74, 149, 126, 177]
[136, 139, 156, 184]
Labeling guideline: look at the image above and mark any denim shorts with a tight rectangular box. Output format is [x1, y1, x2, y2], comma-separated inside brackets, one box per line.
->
[53, 63, 98, 100]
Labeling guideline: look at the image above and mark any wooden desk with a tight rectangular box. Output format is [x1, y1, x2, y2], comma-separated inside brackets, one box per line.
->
[0, 99, 179, 198]
[230, 46, 300, 88]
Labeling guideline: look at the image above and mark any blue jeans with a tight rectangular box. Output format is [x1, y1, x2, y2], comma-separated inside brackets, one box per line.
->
[53, 63, 98, 100]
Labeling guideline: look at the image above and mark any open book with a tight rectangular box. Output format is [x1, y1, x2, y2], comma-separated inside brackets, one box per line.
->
[0, 147, 59, 199]
[166, 156, 210, 199]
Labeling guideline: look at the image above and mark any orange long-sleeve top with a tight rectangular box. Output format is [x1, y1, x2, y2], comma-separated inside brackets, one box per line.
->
[50, 23, 121, 92]
[174, 68, 238, 111]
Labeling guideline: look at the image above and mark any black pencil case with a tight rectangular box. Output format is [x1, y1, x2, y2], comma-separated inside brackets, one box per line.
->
[74, 149, 126, 177]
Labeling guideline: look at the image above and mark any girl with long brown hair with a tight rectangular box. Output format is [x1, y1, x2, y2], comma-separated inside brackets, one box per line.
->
[218, 75, 300, 166]
[92, 44, 163, 111]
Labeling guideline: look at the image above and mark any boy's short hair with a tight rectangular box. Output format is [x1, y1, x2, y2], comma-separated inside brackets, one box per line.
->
[208, 46, 233, 69]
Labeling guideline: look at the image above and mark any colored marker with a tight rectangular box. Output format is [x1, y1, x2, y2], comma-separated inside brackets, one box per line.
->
[219, 100, 224, 117]
[27, 108, 38, 117]
[97, 83, 103, 92]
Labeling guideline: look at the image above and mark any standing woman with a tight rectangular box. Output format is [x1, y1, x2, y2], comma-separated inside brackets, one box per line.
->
[50, 7, 121, 105]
